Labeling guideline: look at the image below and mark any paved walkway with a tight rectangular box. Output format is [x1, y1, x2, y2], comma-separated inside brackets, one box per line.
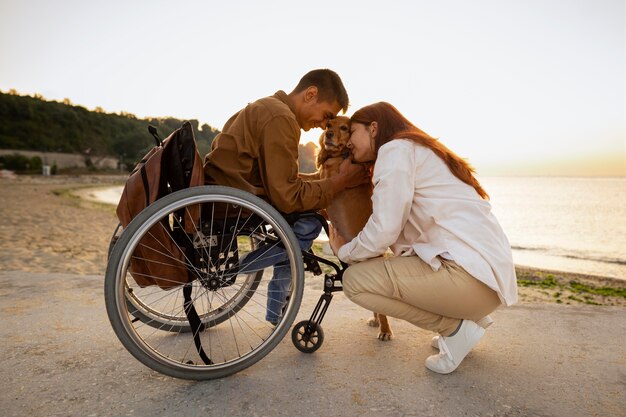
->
[1, 271, 624, 417]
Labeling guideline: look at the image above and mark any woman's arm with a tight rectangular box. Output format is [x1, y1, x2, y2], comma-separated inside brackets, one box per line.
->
[337, 141, 416, 263]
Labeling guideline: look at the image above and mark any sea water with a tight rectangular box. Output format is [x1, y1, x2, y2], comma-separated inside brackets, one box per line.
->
[100, 177, 626, 279]
[482, 177, 625, 279]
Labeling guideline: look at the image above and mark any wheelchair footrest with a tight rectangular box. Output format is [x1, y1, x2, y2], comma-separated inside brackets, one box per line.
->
[303, 249, 323, 275]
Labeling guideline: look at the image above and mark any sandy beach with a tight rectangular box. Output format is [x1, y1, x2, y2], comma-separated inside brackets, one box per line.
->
[0, 175, 123, 276]
[0, 175, 624, 306]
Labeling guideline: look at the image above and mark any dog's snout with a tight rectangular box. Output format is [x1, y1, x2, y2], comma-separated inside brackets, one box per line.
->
[325, 130, 334, 139]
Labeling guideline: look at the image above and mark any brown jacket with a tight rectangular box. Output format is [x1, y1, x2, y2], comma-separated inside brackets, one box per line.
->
[204, 91, 333, 214]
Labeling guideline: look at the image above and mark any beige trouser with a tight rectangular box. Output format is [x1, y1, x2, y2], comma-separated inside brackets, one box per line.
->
[342, 255, 501, 336]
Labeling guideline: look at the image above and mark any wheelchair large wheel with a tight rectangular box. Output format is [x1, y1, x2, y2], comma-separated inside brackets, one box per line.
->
[108, 223, 263, 333]
[105, 186, 304, 380]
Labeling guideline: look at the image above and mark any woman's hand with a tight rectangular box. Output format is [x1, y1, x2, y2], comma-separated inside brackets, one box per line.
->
[328, 223, 347, 256]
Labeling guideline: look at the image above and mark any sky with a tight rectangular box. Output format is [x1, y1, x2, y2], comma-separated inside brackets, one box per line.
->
[1, 0, 624, 176]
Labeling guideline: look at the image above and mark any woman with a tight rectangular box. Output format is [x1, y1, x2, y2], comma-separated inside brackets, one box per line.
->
[329, 102, 517, 374]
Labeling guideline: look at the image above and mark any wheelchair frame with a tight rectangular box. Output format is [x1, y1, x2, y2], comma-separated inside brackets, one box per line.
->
[105, 185, 347, 380]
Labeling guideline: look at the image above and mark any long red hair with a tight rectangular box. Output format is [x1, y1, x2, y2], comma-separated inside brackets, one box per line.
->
[350, 102, 489, 200]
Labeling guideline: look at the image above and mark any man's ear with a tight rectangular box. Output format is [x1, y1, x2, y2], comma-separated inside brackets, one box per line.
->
[304, 86, 319, 103]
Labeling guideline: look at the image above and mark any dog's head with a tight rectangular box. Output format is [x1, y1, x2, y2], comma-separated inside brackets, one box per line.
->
[317, 116, 351, 167]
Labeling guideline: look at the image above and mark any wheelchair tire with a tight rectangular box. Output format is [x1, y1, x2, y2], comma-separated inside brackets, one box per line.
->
[105, 186, 304, 380]
[291, 320, 325, 353]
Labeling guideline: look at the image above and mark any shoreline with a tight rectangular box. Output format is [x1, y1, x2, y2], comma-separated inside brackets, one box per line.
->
[0, 175, 624, 307]
[514, 265, 624, 306]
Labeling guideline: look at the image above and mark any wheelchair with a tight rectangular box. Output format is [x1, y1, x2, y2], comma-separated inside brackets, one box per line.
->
[104, 185, 346, 380]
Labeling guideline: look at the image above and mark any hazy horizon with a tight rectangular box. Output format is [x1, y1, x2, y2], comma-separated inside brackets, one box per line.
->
[1, 0, 624, 176]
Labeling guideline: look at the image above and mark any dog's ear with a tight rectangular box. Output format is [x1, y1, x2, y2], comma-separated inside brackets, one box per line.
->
[316, 146, 328, 168]
[316, 131, 328, 168]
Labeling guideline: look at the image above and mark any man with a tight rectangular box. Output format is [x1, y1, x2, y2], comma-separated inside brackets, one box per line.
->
[204, 69, 368, 324]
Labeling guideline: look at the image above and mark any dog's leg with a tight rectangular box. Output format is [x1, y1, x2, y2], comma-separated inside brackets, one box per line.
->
[368, 312, 380, 327]
[377, 314, 393, 341]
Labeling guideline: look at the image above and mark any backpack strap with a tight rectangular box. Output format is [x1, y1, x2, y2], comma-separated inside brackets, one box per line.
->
[182, 283, 213, 365]
[139, 165, 151, 207]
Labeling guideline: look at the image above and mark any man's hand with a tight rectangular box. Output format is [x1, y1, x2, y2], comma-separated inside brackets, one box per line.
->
[328, 223, 348, 256]
[330, 158, 370, 195]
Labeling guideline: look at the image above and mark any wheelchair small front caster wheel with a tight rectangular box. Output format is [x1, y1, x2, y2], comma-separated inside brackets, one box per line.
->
[291, 320, 324, 353]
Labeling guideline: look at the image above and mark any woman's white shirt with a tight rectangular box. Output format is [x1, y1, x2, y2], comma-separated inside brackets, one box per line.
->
[337, 139, 518, 306]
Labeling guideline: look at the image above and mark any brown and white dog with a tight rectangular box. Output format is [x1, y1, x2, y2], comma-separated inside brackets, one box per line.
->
[317, 116, 393, 341]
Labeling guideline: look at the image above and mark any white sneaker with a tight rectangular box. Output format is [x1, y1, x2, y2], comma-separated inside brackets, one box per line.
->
[425, 320, 485, 374]
[431, 315, 493, 349]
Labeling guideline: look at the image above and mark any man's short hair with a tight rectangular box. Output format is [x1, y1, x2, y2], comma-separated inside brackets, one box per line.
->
[292, 69, 349, 113]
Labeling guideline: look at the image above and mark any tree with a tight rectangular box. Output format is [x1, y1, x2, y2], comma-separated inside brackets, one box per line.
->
[0, 91, 221, 168]
[298, 142, 318, 173]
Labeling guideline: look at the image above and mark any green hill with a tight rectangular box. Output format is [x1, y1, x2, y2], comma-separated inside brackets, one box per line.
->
[0, 90, 220, 169]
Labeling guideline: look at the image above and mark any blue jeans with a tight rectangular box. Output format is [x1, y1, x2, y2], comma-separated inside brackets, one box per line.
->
[238, 217, 322, 323]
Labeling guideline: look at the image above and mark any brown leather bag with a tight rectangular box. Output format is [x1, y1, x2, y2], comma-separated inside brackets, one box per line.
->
[116, 121, 204, 289]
